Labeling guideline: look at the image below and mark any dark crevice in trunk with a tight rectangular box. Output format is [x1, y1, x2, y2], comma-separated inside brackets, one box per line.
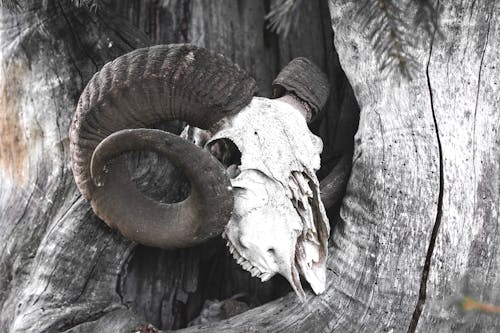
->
[0, 1, 359, 330]
[407, 21, 444, 333]
[262, 0, 281, 81]
[116, 244, 135, 305]
[180, 0, 190, 42]
[56, 0, 99, 71]
[112, 2, 337, 329]
[113, 2, 359, 329]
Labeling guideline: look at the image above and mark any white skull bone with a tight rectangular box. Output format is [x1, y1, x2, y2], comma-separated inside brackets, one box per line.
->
[205, 97, 330, 299]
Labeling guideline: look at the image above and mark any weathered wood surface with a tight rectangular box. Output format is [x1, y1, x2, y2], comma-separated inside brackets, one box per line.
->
[0, 0, 358, 331]
[330, 1, 500, 331]
[3, 0, 496, 332]
[0, 2, 150, 331]
[177, 0, 499, 331]
[109, 0, 356, 329]
[417, 2, 500, 332]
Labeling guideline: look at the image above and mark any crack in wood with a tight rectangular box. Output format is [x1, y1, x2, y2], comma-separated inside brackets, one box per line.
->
[407, 13, 444, 333]
[472, 3, 492, 228]
[180, 0, 191, 42]
[56, 0, 99, 71]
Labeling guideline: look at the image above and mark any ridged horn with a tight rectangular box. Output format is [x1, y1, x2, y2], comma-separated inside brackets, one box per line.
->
[69, 44, 257, 248]
[272, 58, 329, 122]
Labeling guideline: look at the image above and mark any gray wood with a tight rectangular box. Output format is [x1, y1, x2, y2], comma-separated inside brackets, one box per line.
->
[0, 0, 358, 331]
[110, 0, 351, 328]
[0, 2, 150, 331]
[3, 0, 494, 332]
[176, 0, 500, 331]
[417, 2, 500, 332]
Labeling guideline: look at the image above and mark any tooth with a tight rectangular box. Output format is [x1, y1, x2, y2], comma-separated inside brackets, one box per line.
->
[251, 267, 260, 277]
[260, 273, 272, 282]
[237, 257, 244, 264]
[242, 262, 252, 271]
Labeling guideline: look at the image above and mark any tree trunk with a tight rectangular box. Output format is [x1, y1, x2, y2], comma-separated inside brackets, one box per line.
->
[0, 0, 357, 331]
[0, 0, 497, 332]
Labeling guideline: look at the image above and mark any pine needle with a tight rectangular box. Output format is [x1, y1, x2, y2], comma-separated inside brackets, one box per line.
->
[356, 0, 439, 79]
[265, 0, 304, 37]
[267, 0, 440, 79]
[357, 0, 414, 78]
[413, 0, 440, 43]
[0, 0, 99, 11]
[0, 0, 21, 10]
[71, 0, 98, 11]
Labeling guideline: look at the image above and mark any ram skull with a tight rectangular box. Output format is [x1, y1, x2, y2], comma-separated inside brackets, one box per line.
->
[70, 44, 330, 300]
[208, 97, 329, 298]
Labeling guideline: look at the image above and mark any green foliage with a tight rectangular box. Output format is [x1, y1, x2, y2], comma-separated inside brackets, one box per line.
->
[357, 0, 439, 78]
[0, 0, 98, 11]
[70, 0, 98, 9]
[267, 0, 440, 79]
[0, 0, 21, 10]
[265, 0, 305, 37]
[1, 0, 440, 79]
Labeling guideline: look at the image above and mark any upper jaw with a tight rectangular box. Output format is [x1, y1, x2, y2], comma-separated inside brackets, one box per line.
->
[223, 230, 307, 300]
[223, 232, 274, 282]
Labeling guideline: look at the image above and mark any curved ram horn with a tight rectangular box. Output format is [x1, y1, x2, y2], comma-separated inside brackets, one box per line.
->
[319, 153, 352, 209]
[272, 59, 351, 210]
[70, 44, 256, 249]
[272, 57, 329, 122]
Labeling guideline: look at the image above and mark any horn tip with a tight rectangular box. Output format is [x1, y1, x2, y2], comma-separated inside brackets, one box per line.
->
[272, 57, 330, 121]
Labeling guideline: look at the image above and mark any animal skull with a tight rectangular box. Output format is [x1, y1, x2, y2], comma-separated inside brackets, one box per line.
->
[185, 97, 330, 299]
[70, 44, 330, 300]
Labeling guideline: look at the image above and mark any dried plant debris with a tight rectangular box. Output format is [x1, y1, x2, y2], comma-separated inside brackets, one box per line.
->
[188, 294, 250, 326]
[461, 296, 500, 314]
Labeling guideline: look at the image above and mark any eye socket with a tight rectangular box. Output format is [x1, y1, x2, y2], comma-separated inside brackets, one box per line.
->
[207, 138, 241, 167]
[267, 248, 275, 255]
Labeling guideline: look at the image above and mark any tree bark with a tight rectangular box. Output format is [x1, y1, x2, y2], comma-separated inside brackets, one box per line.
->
[0, 0, 497, 332]
[331, 1, 500, 331]
[0, 0, 358, 331]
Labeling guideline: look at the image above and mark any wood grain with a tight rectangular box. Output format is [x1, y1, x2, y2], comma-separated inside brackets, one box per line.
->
[3, 0, 497, 332]
[0, 0, 358, 331]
